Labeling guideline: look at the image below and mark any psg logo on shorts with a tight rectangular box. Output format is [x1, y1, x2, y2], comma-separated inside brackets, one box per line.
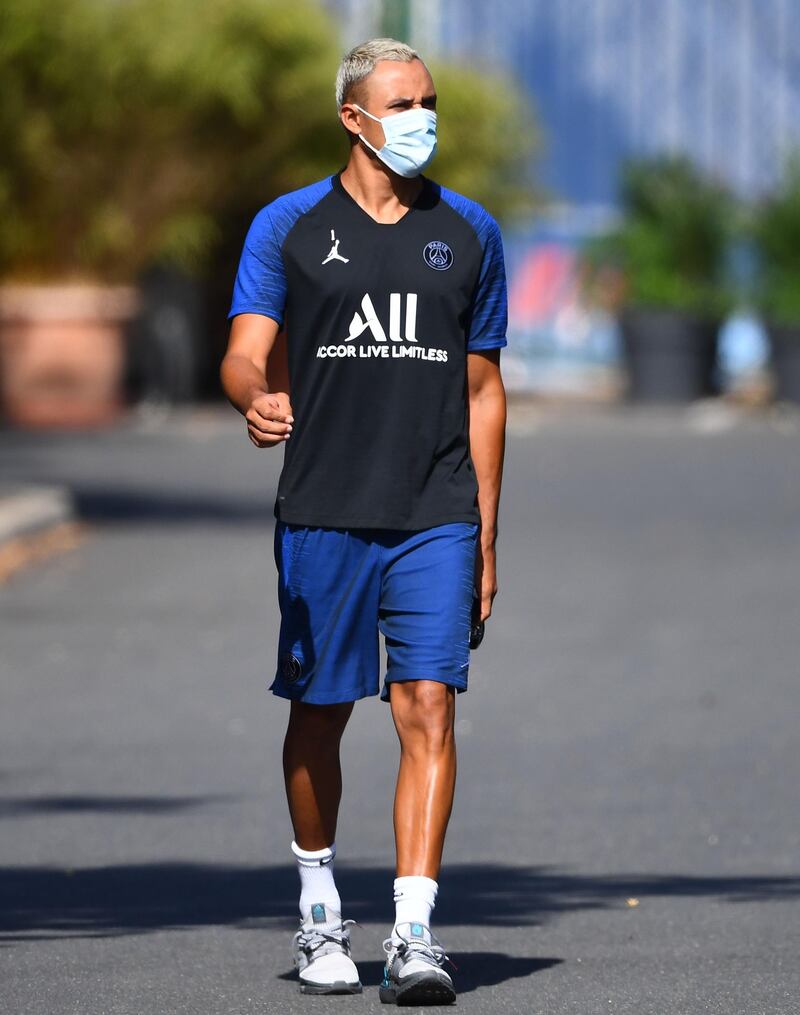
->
[281, 652, 303, 684]
[423, 240, 454, 271]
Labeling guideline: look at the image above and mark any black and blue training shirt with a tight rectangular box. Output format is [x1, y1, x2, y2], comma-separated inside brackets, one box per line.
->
[229, 171, 508, 530]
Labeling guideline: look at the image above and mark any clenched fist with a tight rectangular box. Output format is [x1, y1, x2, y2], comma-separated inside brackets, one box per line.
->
[246, 391, 294, 448]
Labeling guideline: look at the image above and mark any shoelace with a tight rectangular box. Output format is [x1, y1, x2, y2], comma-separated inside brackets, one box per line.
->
[293, 919, 357, 964]
[382, 925, 457, 973]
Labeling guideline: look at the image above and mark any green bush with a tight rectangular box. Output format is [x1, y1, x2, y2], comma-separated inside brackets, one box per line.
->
[751, 157, 800, 326]
[584, 156, 736, 319]
[0, 0, 342, 281]
[429, 61, 542, 222]
[0, 0, 539, 284]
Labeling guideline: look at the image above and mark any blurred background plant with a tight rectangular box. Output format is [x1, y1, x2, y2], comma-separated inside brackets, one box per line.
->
[0, 0, 537, 285]
[578, 157, 740, 402]
[2, 0, 794, 412]
[582, 156, 737, 320]
[0, 0, 539, 418]
[750, 156, 800, 328]
[749, 156, 800, 402]
[428, 62, 541, 222]
[0, 0, 342, 283]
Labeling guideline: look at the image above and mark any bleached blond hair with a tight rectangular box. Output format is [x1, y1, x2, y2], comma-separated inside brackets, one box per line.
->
[335, 38, 421, 113]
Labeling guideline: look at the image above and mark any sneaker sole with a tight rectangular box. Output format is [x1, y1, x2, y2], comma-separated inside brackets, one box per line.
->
[299, 979, 362, 995]
[379, 971, 456, 1006]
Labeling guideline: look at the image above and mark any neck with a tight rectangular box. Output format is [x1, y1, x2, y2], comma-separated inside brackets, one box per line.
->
[339, 146, 423, 224]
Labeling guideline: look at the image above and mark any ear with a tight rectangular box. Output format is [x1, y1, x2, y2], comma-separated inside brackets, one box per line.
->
[340, 103, 362, 138]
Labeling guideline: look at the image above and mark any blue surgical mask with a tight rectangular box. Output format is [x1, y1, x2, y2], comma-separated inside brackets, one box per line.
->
[354, 104, 437, 178]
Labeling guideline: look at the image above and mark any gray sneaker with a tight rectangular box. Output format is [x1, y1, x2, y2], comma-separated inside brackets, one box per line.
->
[379, 922, 456, 1005]
[291, 904, 362, 995]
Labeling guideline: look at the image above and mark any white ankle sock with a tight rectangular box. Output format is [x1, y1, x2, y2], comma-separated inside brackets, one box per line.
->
[291, 840, 341, 929]
[392, 875, 438, 943]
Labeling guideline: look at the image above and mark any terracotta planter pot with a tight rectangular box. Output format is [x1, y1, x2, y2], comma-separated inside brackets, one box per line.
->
[0, 284, 139, 428]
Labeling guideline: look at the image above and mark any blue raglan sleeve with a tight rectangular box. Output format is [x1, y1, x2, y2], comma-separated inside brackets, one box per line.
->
[466, 214, 509, 351]
[228, 206, 287, 325]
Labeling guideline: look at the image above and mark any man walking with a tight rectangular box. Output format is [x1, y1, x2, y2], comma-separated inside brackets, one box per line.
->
[220, 38, 507, 1005]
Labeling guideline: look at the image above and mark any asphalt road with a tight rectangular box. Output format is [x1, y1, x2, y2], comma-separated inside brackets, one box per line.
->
[1, 400, 799, 1015]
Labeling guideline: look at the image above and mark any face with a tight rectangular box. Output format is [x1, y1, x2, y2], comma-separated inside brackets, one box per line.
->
[341, 58, 437, 149]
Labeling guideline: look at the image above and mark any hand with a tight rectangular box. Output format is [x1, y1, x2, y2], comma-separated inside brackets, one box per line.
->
[245, 391, 294, 448]
[474, 539, 498, 623]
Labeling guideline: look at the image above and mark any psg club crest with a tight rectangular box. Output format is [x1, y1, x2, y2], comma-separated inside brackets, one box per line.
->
[281, 651, 303, 684]
[423, 240, 454, 271]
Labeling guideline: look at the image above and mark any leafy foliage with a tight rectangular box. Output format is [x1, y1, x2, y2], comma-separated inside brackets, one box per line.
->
[429, 61, 542, 222]
[0, 0, 344, 281]
[584, 156, 736, 318]
[751, 157, 800, 326]
[0, 0, 539, 283]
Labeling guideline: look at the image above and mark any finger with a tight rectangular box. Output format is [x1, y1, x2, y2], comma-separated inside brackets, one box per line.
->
[247, 415, 292, 435]
[246, 406, 290, 426]
[248, 434, 287, 449]
[247, 423, 289, 447]
[246, 404, 293, 432]
[274, 392, 294, 421]
[251, 396, 293, 425]
[480, 585, 496, 622]
[260, 391, 293, 423]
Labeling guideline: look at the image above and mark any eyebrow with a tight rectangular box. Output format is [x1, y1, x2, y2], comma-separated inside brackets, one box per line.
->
[388, 94, 437, 104]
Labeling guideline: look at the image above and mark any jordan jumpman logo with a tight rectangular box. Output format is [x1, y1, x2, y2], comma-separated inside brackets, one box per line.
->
[322, 229, 350, 265]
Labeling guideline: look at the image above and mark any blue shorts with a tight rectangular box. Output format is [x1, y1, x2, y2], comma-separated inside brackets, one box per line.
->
[271, 521, 479, 705]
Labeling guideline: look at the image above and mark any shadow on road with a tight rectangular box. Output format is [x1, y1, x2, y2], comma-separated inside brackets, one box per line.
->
[0, 794, 233, 817]
[1, 861, 798, 943]
[72, 489, 273, 526]
[277, 954, 562, 994]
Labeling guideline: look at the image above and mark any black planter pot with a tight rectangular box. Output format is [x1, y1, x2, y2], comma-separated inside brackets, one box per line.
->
[766, 323, 800, 405]
[619, 307, 720, 404]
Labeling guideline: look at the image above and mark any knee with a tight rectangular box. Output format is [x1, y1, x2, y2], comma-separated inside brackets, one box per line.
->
[288, 700, 353, 740]
[392, 682, 455, 750]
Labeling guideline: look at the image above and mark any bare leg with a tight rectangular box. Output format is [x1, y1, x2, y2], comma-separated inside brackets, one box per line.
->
[282, 699, 354, 850]
[389, 681, 457, 878]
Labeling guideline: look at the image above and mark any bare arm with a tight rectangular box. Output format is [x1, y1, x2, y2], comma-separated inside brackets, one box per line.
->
[467, 348, 507, 621]
[219, 313, 293, 448]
